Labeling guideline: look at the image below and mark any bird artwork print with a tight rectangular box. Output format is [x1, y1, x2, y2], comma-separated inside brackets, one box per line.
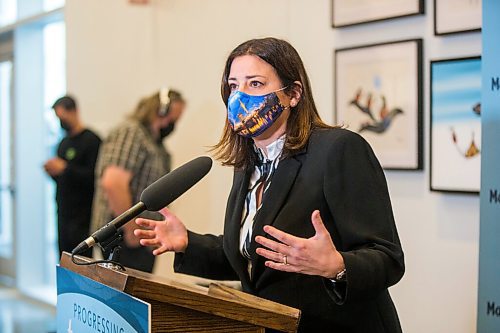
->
[349, 88, 404, 134]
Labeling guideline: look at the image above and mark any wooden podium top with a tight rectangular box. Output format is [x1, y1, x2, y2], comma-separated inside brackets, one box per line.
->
[60, 252, 300, 332]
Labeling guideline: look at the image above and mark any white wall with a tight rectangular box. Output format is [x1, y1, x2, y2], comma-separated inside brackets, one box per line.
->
[65, 1, 481, 332]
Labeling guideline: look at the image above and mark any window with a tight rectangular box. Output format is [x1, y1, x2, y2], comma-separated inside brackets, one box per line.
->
[0, 60, 14, 259]
[0, 0, 65, 302]
[44, 0, 64, 12]
[43, 20, 66, 286]
[0, 0, 17, 26]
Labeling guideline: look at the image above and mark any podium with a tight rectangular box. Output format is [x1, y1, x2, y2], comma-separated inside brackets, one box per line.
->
[59, 252, 300, 332]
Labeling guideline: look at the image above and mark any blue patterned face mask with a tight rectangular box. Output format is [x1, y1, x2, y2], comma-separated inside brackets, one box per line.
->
[227, 87, 289, 138]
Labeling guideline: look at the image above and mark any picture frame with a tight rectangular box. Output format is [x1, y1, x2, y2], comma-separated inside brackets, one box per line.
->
[335, 39, 423, 171]
[430, 56, 481, 194]
[434, 0, 482, 35]
[332, 0, 424, 28]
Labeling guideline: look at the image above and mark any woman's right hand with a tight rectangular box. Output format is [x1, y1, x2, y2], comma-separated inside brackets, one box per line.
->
[134, 207, 188, 255]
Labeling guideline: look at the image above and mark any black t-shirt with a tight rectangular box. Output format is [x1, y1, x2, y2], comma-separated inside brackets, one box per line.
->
[55, 129, 101, 228]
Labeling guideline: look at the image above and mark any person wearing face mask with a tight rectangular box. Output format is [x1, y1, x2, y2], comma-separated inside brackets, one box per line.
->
[90, 89, 185, 273]
[44, 95, 102, 258]
[134, 38, 404, 332]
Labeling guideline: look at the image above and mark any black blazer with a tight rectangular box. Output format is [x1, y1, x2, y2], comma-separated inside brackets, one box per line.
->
[175, 128, 404, 332]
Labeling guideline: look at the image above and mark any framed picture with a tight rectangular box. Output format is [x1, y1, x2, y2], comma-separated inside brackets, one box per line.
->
[434, 0, 482, 35]
[335, 39, 423, 170]
[430, 56, 481, 194]
[332, 0, 424, 28]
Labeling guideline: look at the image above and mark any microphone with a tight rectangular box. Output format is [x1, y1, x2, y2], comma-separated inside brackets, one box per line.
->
[72, 156, 212, 255]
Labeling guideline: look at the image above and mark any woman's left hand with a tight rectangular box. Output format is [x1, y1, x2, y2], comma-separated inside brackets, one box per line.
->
[255, 210, 345, 279]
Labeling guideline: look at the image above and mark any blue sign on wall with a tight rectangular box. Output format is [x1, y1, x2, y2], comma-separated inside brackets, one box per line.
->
[477, 0, 500, 331]
[57, 266, 150, 333]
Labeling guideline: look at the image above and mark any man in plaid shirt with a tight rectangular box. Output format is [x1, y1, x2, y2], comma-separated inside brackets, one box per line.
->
[91, 89, 185, 272]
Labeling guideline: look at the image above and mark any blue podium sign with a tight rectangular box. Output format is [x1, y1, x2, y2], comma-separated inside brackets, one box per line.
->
[57, 266, 150, 333]
[477, 0, 500, 331]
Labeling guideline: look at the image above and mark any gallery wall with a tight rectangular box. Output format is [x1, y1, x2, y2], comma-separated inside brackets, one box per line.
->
[65, 1, 482, 332]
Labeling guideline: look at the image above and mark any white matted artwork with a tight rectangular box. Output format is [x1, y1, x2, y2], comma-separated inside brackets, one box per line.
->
[430, 56, 481, 194]
[332, 0, 424, 27]
[434, 0, 482, 35]
[335, 39, 423, 170]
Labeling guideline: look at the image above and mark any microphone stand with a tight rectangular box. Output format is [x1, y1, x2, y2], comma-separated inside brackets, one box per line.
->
[98, 232, 125, 271]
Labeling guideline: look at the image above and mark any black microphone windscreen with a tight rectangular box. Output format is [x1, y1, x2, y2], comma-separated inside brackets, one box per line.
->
[140, 156, 212, 211]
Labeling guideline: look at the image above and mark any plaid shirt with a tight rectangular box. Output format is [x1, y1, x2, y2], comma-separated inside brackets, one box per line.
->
[91, 119, 171, 232]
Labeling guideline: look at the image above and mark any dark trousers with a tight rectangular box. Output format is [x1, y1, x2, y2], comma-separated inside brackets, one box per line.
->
[58, 217, 92, 259]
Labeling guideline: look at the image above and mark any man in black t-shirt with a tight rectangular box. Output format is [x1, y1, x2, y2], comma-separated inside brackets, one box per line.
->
[44, 95, 101, 258]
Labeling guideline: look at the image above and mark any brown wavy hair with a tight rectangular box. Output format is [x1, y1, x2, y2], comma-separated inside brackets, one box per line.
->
[212, 37, 333, 169]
